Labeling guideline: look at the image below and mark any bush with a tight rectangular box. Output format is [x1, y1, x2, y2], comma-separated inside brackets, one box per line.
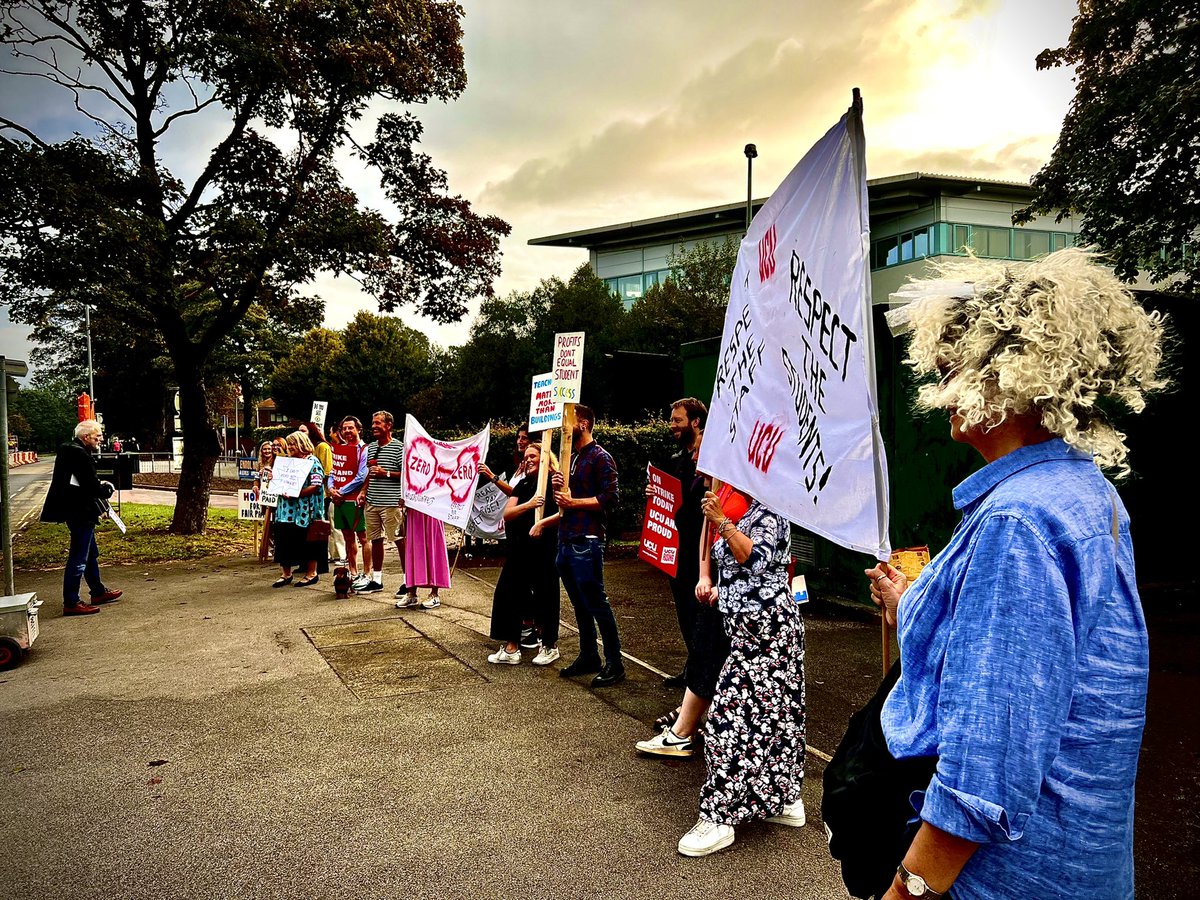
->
[480, 419, 677, 539]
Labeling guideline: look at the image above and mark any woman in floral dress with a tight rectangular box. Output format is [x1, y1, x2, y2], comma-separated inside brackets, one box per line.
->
[677, 489, 806, 857]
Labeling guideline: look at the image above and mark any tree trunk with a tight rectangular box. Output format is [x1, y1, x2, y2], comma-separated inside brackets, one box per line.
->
[169, 367, 218, 535]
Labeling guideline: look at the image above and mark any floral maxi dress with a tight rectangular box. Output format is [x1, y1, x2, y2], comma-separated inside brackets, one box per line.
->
[699, 499, 806, 826]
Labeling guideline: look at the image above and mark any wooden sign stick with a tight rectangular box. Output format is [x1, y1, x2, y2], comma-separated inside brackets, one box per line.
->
[881, 614, 891, 676]
[533, 428, 552, 524]
[558, 403, 576, 498]
[700, 477, 723, 566]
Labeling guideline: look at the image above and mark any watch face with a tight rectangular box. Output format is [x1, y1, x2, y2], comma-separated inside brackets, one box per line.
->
[904, 873, 928, 896]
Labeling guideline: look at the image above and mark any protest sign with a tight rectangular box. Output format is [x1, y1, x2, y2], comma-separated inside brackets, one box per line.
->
[696, 101, 890, 560]
[237, 456, 257, 481]
[238, 489, 263, 521]
[264, 456, 310, 498]
[330, 444, 362, 497]
[466, 473, 508, 540]
[552, 331, 585, 403]
[402, 414, 490, 529]
[638, 465, 682, 578]
[310, 401, 328, 431]
[529, 371, 563, 431]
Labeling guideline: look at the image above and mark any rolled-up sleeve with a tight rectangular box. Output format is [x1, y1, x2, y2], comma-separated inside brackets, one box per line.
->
[921, 514, 1076, 844]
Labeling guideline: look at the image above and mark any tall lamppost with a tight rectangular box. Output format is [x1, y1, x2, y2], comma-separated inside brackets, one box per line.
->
[744, 143, 758, 231]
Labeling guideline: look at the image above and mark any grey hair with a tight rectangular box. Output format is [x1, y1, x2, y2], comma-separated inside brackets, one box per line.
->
[74, 420, 102, 439]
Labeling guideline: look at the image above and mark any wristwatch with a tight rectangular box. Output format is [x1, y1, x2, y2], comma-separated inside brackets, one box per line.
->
[897, 863, 946, 898]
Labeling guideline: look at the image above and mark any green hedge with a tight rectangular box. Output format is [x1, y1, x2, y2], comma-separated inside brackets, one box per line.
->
[482, 420, 678, 539]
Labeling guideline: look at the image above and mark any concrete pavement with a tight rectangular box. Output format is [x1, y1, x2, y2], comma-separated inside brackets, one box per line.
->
[0, 554, 853, 900]
[2, 539, 1194, 898]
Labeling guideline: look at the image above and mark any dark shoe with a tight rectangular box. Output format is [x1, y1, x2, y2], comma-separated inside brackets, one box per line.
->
[663, 671, 687, 689]
[64, 602, 101, 616]
[592, 663, 626, 688]
[90, 589, 123, 604]
[558, 656, 603, 678]
[295, 576, 319, 587]
[272, 576, 293, 588]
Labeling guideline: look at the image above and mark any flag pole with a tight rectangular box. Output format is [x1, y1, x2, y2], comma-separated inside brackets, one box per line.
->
[850, 86, 893, 676]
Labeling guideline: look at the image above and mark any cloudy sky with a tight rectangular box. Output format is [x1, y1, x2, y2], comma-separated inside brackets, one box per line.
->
[0, 0, 1080, 377]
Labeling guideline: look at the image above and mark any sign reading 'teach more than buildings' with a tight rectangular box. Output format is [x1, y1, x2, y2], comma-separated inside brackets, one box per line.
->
[529, 371, 563, 431]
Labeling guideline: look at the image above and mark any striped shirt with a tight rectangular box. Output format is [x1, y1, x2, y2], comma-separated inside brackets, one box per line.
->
[365, 439, 405, 507]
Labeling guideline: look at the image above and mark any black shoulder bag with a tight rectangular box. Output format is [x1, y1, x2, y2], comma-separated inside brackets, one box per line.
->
[821, 660, 938, 899]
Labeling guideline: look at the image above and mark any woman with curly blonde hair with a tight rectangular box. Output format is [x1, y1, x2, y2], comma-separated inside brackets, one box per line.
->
[862, 248, 1165, 900]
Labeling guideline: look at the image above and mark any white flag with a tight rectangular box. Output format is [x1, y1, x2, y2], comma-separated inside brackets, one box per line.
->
[696, 105, 890, 559]
[402, 415, 491, 530]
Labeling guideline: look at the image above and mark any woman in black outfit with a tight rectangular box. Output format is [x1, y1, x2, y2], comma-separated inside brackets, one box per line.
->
[487, 442, 561, 665]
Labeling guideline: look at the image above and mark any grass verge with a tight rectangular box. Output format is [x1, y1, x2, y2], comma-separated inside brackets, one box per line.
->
[12, 504, 256, 570]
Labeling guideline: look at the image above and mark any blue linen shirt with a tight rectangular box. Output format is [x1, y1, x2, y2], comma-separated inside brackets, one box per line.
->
[882, 439, 1147, 900]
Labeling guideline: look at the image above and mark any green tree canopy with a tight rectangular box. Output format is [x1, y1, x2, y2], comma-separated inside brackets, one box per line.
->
[0, 0, 508, 532]
[1015, 0, 1200, 291]
[269, 311, 439, 433]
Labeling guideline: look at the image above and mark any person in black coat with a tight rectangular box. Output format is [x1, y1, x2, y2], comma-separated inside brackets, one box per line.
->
[40, 419, 123, 616]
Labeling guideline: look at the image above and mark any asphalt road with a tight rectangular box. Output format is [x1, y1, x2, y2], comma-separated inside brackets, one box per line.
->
[1, 483, 1194, 898]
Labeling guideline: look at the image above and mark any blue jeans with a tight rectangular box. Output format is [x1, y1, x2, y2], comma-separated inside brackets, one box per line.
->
[556, 537, 621, 665]
[64, 521, 105, 605]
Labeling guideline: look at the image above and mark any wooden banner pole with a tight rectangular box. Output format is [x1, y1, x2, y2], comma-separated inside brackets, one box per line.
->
[449, 538, 464, 580]
[534, 428, 552, 524]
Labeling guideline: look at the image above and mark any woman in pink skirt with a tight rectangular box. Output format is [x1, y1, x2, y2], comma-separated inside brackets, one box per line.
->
[397, 507, 450, 609]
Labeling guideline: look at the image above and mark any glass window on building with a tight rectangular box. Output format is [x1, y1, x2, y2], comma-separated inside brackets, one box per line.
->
[875, 235, 899, 268]
[1050, 233, 1074, 252]
[618, 274, 643, 301]
[605, 277, 619, 295]
[1012, 231, 1051, 259]
[953, 224, 971, 253]
[970, 227, 1010, 258]
[914, 227, 930, 258]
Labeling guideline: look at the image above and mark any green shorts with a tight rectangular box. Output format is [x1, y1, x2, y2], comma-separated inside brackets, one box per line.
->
[332, 501, 367, 532]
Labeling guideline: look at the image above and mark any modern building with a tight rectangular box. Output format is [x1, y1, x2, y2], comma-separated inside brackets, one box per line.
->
[529, 172, 1097, 310]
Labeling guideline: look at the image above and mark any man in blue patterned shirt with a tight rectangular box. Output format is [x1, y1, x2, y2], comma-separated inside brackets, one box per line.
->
[552, 404, 623, 687]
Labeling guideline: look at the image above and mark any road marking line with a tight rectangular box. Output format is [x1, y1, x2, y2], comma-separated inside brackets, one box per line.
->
[456, 567, 834, 764]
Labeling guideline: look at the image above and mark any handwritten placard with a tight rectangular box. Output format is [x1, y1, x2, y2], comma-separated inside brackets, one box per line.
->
[638, 464, 682, 578]
[264, 456, 310, 498]
[529, 371, 563, 430]
[310, 400, 328, 431]
[466, 473, 508, 540]
[552, 331, 585, 404]
[239, 489, 263, 521]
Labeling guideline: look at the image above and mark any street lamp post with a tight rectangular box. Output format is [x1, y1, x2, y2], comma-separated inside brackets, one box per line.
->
[744, 143, 758, 231]
[84, 303, 94, 402]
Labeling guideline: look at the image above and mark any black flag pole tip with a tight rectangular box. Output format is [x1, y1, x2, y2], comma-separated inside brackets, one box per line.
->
[851, 87, 863, 113]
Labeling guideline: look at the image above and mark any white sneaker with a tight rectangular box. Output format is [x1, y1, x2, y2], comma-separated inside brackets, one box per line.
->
[421, 596, 441, 609]
[487, 645, 521, 665]
[766, 796, 806, 827]
[351, 574, 372, 590]
[635, 727, 696, 758]
[532, 644, 560, 666]
[678, 818, 734, 857]
[394, 593, 418, 609]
